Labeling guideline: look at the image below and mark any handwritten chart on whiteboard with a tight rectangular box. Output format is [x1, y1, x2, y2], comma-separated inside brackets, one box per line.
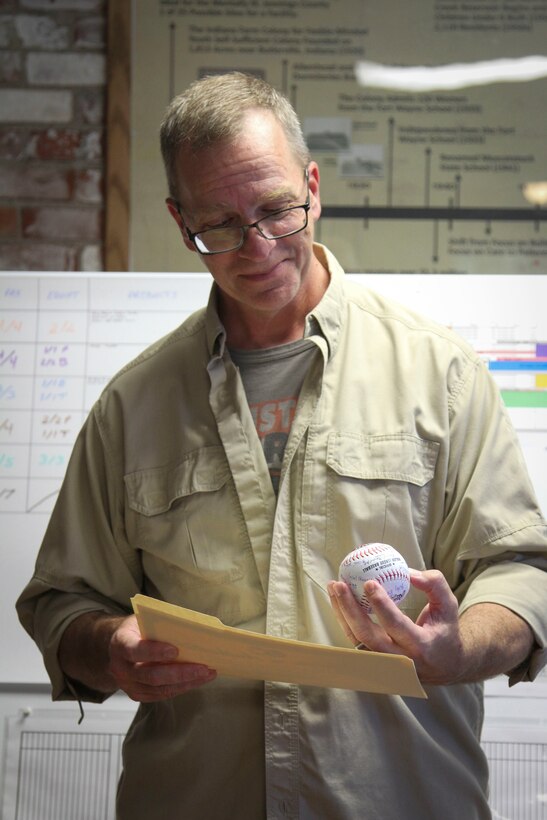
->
[0, 273, 212, 683]
[1, 271, 546, 683]
[0, 274, 212, 517]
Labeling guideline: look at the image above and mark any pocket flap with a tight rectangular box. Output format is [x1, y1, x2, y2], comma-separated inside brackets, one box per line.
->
[327, 432, 438, 486]
[125, 445, 229, 515]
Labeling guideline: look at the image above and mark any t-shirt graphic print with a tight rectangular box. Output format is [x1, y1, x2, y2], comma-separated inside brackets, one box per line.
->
[229, 337, 317, 494]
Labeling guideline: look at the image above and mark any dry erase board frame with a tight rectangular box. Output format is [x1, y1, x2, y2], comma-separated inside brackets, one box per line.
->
[1, 271, 546, 684]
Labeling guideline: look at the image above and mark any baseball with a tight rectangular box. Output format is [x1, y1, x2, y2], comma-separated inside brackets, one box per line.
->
[338, 543, 410, 612]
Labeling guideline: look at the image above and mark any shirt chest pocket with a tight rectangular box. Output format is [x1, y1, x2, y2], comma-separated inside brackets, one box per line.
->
[307, 433, 440, 607]
[124, 446, 263, 624]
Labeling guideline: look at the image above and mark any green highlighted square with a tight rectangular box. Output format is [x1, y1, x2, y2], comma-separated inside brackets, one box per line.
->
[501, 390, 547, 408]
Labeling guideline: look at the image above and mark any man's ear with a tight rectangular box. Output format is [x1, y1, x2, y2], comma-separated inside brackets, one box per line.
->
[165, 198, 196, 253]
[307, 162, 321, 222]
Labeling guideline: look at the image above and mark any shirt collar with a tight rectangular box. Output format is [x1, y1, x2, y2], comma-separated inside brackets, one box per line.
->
[305, 243, 345, 359]
[205, 285, 227, 358]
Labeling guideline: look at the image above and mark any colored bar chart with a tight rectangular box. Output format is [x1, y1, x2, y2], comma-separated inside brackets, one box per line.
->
[501, 391, 547, 409]
[485, 344, 547, 408]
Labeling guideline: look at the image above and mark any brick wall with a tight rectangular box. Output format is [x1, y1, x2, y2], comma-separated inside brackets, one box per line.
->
[0, 0, 106, 271]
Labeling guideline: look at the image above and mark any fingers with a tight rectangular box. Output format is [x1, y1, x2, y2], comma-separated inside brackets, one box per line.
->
[328, 570, 458, 658]
[327, 581, 363, 646]
[327, 580, 403, 653]
[355, 579, 423, 655]
[409, 569, 460, 624]
[328, 569, 468, 684]
[108, 616, 217, 702]
[114, 634, 179, 665]
[119, 661, 217, 703]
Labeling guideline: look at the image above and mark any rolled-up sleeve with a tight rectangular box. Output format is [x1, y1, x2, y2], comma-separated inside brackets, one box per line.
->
[435, 355, 547, 682]
[16, 403, 141, 700]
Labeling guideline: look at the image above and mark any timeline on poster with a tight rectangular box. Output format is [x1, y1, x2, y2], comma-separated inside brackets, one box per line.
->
[131, 0, 547, 274]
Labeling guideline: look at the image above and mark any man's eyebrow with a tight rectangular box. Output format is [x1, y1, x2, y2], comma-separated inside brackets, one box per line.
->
[186, 185, 299, 223]
[209, 186, 297, 209]
[261, 185, 298, 204]
[180, 201, 231, 224]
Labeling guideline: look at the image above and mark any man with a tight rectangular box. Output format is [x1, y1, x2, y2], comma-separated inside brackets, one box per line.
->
[17, 73, 547, 819]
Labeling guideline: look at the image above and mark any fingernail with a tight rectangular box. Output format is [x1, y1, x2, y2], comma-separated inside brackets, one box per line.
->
[327, 581, 342, 598]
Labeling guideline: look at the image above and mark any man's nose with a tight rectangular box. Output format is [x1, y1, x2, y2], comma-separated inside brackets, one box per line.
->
[238, 224, 274, 259]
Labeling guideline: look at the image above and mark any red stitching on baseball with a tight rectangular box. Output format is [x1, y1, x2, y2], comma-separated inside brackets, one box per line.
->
[345, 544, 392, 564]
[377, 569, 408, 583]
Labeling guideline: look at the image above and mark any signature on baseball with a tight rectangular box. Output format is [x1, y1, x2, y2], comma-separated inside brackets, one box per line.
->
[338, 543, 410, 612]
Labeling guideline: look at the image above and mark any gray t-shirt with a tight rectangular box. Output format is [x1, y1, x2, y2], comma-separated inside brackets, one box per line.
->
[229, 338, 316, 492]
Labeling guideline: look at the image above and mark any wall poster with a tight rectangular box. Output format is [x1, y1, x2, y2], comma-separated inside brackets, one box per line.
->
[130, 0, 547, 274]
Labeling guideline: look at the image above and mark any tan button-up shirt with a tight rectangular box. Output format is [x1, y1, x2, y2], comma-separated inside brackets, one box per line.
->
[17, 245, 547, 820]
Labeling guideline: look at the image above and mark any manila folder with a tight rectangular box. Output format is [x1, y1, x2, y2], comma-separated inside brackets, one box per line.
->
[132, 594, 426, 699]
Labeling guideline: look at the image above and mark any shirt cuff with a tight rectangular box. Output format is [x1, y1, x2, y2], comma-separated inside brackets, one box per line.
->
[459, 560, 547, 684]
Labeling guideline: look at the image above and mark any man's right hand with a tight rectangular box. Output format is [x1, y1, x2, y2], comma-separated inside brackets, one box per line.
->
[108, 614, 217, 702]
[59, 611, 217, 702]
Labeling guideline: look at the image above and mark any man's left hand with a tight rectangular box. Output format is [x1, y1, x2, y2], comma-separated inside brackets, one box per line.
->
[327, 569, 533, 685]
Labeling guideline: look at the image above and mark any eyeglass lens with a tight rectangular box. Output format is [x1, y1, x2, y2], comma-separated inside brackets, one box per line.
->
[194, 206, 308, 254]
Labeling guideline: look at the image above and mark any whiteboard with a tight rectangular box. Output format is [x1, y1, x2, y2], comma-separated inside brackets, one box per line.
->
[1, 272, 546, 684]
[1, 273, 213, 684]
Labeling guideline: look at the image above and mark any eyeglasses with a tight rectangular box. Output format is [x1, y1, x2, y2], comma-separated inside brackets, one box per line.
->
[175, 169, 310, 255]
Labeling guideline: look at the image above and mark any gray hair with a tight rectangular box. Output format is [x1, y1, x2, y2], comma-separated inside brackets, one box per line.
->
[160, 72, 310, 198]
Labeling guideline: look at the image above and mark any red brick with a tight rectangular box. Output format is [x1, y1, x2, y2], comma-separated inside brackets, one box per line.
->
[0, 206, 18, 237]
[0, 129, 27, 160]
[75, 17, 105, 49]
[0, 51, 23, 83]
[0, 165, 72, 199]
[79, 129, 102, 160]
[80, 243, 102, 270]
[75, 89, 104, 124]
[0, 241, 77, 271]
[0, 14, 15, 44]
[14, 15, 69, 49]
[0, 128, 103, 161]
[33, 128, 103, 161]
[33, 128, 81, 160]
[20, 1, 102, 9]
[27, 52, 105, 86]
[74, 168, 102, 203]
[22, 205, 102, 240]
[0, 89, 72, 122]
[0, 0, 108, 272]
[33, 128, 102, 161]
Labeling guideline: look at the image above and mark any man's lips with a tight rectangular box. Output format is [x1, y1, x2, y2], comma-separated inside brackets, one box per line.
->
[239, 259, 287, 281]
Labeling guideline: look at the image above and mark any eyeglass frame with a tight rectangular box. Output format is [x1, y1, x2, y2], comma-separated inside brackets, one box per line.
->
[172, 168, 311, 256]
